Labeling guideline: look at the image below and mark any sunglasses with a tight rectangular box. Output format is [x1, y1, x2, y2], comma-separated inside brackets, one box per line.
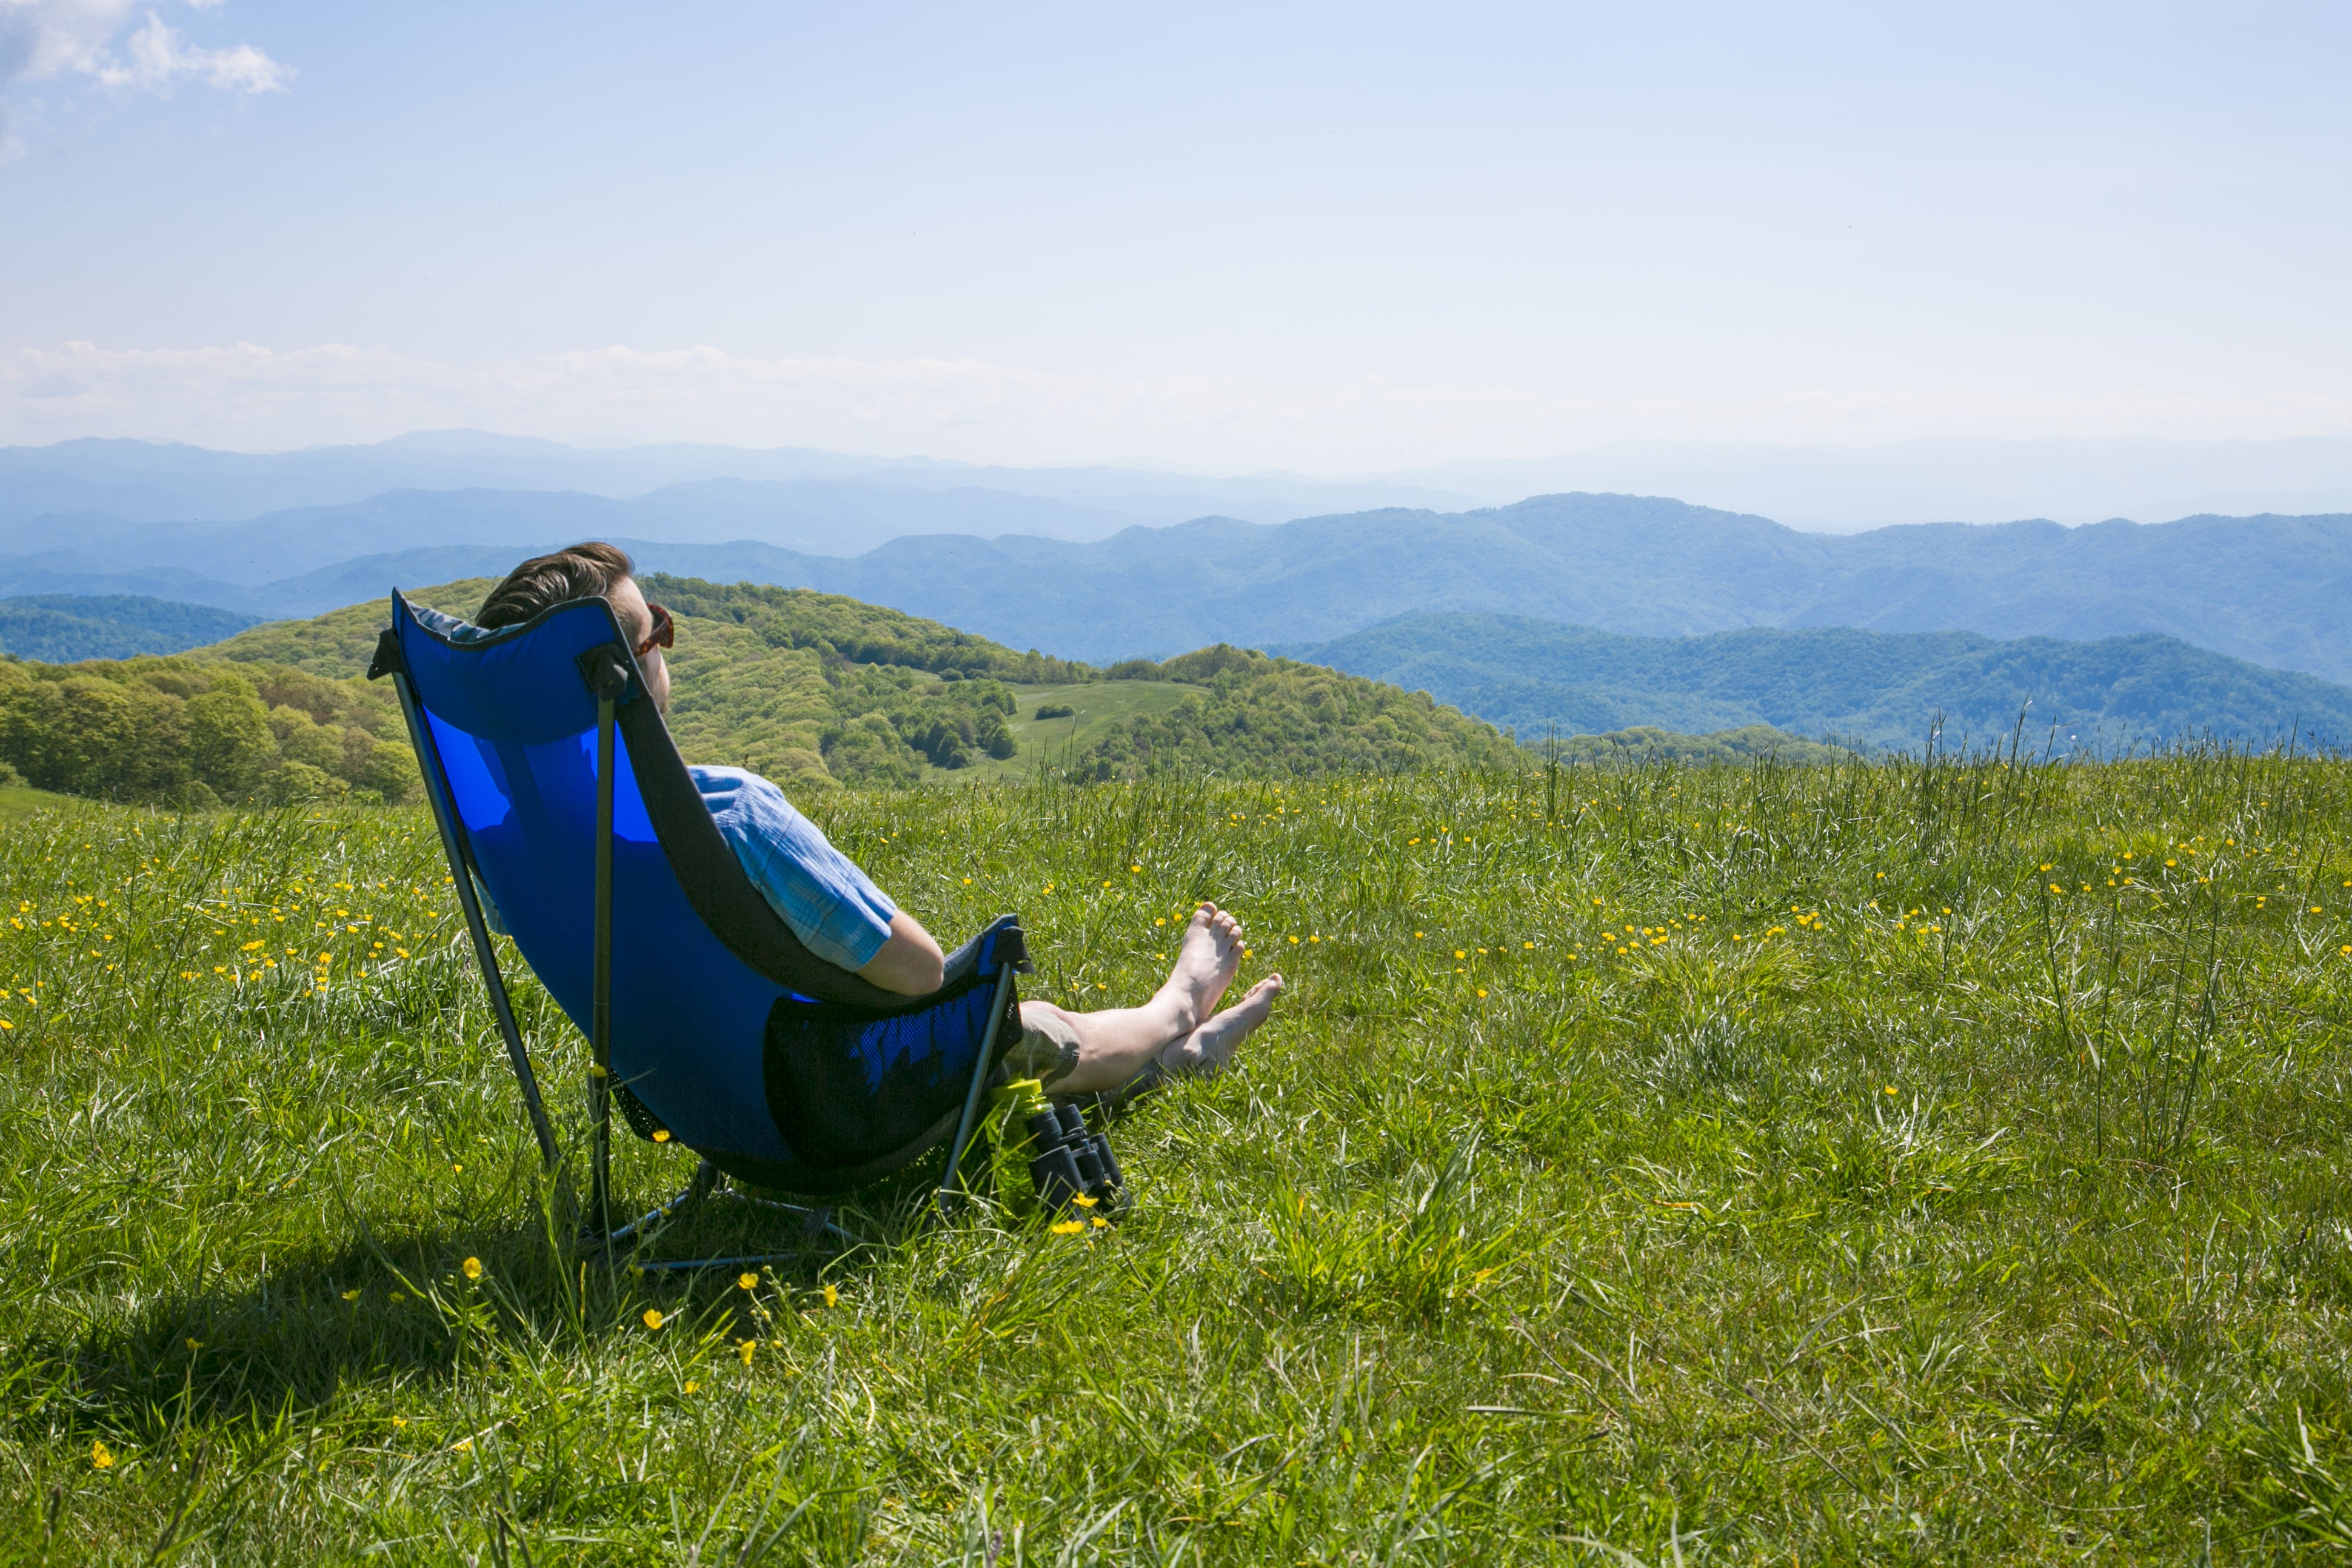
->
[633, 601, 675, 658]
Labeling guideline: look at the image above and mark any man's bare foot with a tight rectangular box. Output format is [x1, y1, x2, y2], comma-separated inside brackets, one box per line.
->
[1160, 904, 1243, 1032]
[1160, 973, 1283, 1078]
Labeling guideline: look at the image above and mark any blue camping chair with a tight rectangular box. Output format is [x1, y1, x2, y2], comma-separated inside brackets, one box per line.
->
[367, 591, 1031, 1269]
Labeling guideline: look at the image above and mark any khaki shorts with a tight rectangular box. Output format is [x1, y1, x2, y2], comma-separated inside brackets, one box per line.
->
[997, 1000, 1083, 1091]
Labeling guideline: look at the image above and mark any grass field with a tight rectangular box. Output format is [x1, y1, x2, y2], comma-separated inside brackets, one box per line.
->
[961, 682, 1200, 782]
[3, 753, 2351, 1562]
[0, 784, 78, 823]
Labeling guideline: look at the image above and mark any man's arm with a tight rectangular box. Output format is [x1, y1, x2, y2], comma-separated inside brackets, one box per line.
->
[858, 909, 944, 995]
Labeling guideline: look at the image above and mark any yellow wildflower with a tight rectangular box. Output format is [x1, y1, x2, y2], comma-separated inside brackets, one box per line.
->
[90, 1440, 113, 1469]
[1050, 1219, 1086, 1236]
[462, 1257, 482, 1281]
[643, 1308, 665, 1329]
[738, 1272, 758, 1290]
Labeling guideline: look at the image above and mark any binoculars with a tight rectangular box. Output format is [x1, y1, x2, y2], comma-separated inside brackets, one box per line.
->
[1024, 1103, 1124, 1214]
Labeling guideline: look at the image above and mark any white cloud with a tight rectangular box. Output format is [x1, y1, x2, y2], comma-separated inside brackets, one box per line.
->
[92, 12, 287, 93]
[0, 1, 288, 144]
[0, 0, 141, 82]
[4, 339, 2351, 472]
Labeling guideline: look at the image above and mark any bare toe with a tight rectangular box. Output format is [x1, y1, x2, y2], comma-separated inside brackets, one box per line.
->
[1166, 902, 1243, 1025]
[1164, 972, 1283, 1078]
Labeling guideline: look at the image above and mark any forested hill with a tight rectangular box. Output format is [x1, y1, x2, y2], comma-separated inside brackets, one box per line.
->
[205, 575, 1094, 685]
[0, 575, 1498, 802]
[0, 594, 256, 662]
[1279, 613, 2352, 755]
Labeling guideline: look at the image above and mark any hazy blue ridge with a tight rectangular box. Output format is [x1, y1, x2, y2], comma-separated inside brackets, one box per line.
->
[0, 594, 259, 662]
[770, 496, 2352, 681]
[0, 538, 835, 619]
[1274, 613, 2352, 755]
[0, 433, 1479, 530]
[11, 489, 2352, 682]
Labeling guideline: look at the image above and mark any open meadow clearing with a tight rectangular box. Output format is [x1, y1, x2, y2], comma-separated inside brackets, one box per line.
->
[2, 755, 2350, 1562]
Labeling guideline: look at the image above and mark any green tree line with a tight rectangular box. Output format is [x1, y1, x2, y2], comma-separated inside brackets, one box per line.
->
[0, 656, 418, 807]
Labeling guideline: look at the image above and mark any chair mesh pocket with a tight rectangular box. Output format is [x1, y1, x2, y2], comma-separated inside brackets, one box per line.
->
[615, 1081, 669, 1143]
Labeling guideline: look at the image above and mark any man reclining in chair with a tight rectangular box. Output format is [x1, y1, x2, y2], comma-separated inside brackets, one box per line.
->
[474, 542, 1285, 1101]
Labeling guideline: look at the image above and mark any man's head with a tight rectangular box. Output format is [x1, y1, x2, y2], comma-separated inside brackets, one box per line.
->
[476, 541, 672, 710]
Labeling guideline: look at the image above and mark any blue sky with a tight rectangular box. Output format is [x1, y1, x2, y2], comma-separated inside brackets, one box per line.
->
[0, 1, 2347, 469]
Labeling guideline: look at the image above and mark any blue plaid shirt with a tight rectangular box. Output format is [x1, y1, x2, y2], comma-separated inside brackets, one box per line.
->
[689, 766, 899, 971]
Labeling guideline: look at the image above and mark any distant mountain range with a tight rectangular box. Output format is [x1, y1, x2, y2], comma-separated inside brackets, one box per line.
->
[0, 483, 1158, 582]
[0, 431, 1481, 533]
[0, 594, 258, 663]
[13, 430, 2352, 533]
[1275, 614, 2352, 755]
[1404, 435, 2352, 533]
[14, 432, 2352, 757]
[12, 482, 2352, 689]
[12, 491, 2352, 679]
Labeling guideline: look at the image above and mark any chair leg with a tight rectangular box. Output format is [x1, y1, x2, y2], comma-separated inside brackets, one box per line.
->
[586, 1156, 861, 1272]
[599, 1156, 720, 1249]
[935, 964, 1018, 1214]
[713, 1189, 858, 1247]
[589, 690, 618, 1241]
[392, 670, 560, 1171]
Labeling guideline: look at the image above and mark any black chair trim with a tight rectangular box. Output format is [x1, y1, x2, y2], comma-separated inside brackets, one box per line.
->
[387, 590, 915, 1009]
[612, 693, 917, 1009]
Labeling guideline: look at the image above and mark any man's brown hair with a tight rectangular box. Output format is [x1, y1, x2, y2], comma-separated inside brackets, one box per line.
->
[476, 542, 636, 629]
